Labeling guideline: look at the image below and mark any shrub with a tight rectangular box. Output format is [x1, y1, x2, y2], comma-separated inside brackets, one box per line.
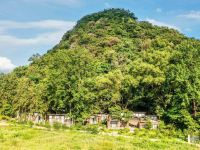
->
[133, 128, 139, 135]
[85, 125, 99, 134]
[147, 130, 158, 138]
[9, 118, 17, 124]
[101, 120, 107, 126]
[118, 128, 130, 134]
[145, 119, 152, 130]
[62, 124, 70, 130]
[137, 128, 148, 137]
[12, 131, 22, 138]
[0, 132, 4, 139]
[21, 132, 33, 140]
[53, 122, 62, 130]
[37, 121, 51, 129]
[27, 121, 34, 127]
[102, 37, 121, 47]
[98, 125, 107, 132]
[17, 120, 28, 125]
[70, 124, 83, 131]
[0, 115, 11, 121]
[43, 122, 51, 129]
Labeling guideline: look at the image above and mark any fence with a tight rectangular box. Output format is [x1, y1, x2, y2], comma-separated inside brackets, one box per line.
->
[188, 135, 200, 144]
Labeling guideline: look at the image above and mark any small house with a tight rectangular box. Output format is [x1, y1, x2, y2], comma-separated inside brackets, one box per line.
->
[28, 112, 44, 124]
[137, 115, 159, 129]
[133, 112, 146, 118]
[107, 116, 128, 129]
[138, 117, 147, 129]
[46, 114, 74, 126]
[128, 117, 140, 131]
[86, 114, 108, 125]
[146, 115, 159, 129]
[132, 112, 159, 129]
[87, 115, 98, 124]
[98, 114, 108, 122]
[107, 112, 159, 130]
[108, 119, 121, 129]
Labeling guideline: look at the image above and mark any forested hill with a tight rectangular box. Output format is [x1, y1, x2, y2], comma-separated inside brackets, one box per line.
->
[0, 8, 199, 131]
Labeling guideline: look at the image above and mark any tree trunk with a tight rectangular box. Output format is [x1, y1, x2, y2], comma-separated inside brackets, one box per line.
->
[192, 100, 197, 117]
[107, 115, 111, 129]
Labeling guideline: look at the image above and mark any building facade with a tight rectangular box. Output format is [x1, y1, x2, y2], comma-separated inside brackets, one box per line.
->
[46, 114, 74, 126]
[107, 112, 159, 130]
[27, 112, 159, 130]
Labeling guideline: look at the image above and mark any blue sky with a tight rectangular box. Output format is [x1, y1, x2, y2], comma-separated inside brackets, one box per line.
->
[1, 0, 200, 72]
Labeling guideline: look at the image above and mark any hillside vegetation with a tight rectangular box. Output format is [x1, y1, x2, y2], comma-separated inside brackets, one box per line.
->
[0, 9, 199, 131]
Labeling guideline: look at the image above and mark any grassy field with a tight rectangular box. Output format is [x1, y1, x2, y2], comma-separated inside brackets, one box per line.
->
[0, 124, 199, 150]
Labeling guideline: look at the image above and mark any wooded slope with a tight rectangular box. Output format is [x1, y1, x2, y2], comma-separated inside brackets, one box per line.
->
[0, 8, 199, 131]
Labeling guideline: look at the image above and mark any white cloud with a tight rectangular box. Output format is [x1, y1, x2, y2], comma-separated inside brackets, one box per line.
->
[0, 57, 16, 73]
[0, 20, 75, 32]
[0, 20, 75, 51]
[156, 8, 162, 13]
[0, 31, 65, 47]
[146, 18, 181, 31]
[178, 11, 200, 20]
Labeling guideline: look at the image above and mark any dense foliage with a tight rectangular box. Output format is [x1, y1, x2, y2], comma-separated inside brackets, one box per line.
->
[0, 9, 199, 131]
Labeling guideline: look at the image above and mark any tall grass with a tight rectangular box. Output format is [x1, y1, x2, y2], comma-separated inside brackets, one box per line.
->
[0, 124, 199, 150]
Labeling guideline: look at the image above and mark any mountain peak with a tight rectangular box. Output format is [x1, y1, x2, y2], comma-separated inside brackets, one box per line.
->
[1, 8, 200, 131]
[76, 8, 137, 26]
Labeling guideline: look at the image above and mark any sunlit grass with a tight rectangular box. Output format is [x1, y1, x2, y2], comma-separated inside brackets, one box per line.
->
[0, 125, 198, 150]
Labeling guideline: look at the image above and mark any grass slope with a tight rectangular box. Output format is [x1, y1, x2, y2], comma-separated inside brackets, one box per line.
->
[0, 125, 198, 150]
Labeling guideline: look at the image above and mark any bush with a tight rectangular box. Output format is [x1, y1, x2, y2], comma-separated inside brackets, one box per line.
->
[147, 130, 158, 138]
[70, 124, 83, 131]
[53, 122, 62, 130]
[0, 115, 11, 121]
[0, 132, 4, 139]
[36, 122, 51, 129]
[43, 122, 51, 129]
[9, 118, 17, 124]
[98, 125, 107, 132]
[133, 128, 139, 135]
[27, 121, 34, 127]
[145, 119, 152, 130]
[118, 128, 130, 134]
[85, 125, 99, 134]
[101, 120, 107, 126]
[137, 128, 148, 137]
[62, 124, 70, 130]
[17, 120, 28, 125]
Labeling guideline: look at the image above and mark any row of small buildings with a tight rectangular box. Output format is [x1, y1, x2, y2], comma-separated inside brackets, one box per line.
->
[27, 112, 159, 130]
